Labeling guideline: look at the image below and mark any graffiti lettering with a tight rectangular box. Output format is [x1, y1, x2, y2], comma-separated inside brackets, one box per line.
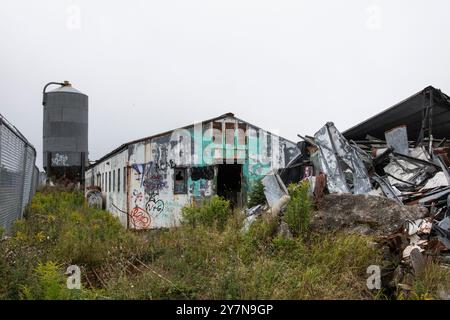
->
[132, 161, 168, 195]
[145, 193, 165, 214]
[52, 153, 69, 167]
[130, 206, 150, 229]
[142, 175, 167, 193]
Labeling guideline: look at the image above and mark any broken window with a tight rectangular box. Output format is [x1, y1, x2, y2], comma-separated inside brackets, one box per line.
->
[237, 123, 247, 145]
[191, 166, 214, 181]
[109, 172, 111, 192]
[212, 122, 222, 144]
[237, 123, 247, 163]
[225, 122, 236, 162]
[174, 167, 187, 194]
[225, 122, 235, 146]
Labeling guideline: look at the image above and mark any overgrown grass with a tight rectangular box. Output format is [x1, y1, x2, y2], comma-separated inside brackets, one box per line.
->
[397, 262, 450, 300]
[1, 188, 448, 300]
[0, 188, 143, 299]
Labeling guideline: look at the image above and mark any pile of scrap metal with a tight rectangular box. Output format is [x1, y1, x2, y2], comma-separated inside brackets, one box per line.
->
[243, 172, 292, 235]
[287, 121, 449, 289]
[245, 120, 450, 287]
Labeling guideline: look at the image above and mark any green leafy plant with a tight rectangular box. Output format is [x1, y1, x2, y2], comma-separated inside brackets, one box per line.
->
[244, 216, 279, 249]
[181, 196, 232, 230]
[284, 180, 313, 236]
[19, 261, 72, 300]
[247, 179, 266, 208]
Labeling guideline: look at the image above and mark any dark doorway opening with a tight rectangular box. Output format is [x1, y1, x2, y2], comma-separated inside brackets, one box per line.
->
[217, 163, 242, 208]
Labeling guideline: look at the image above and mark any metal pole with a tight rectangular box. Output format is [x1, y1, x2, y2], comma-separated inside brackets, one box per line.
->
[81, 152, 86, 188]
[429, 89, 434, 152]
[42, 81, 66, 106]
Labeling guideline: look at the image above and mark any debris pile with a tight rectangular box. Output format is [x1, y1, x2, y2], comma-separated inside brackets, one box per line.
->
[310, 194, 427, 236]
[247, 121, 450, 295]
[286, 122, 449, 239]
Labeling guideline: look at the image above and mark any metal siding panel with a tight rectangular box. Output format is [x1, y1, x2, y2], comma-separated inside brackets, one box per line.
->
[0, 115, 38, 235]
[0, 123, 25, 233]
[21, 146, 35, 213]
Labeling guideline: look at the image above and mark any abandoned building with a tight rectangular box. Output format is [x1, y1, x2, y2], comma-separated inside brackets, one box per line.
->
[85, 86, 450, 233]
[85, 113, 299, 229]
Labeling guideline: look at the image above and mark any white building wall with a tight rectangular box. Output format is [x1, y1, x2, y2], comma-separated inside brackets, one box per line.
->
[86, 116, 299, 230]
[88, 149, 128, 226]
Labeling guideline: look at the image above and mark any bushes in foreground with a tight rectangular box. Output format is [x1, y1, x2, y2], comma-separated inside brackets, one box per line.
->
[16, 190, 144, 265]
[1, 187, 448, 300]
[181, 196, 232, 230]
[125, 223, 383, 299]
[0, 189, 143, 299]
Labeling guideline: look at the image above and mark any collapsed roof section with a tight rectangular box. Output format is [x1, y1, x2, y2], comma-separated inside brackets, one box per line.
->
[343, 86, 450, 142]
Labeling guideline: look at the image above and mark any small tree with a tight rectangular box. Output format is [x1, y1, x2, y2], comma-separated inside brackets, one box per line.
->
[247, 179, 266, 208]
[284, 180, 312, 236]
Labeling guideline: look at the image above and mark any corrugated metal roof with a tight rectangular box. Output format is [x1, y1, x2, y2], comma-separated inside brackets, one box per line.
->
[343, 86, 450, 141]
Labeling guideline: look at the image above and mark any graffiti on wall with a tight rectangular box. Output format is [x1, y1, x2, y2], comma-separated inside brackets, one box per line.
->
[130, 148, 172, 228]
[85, 189, 103, 209]
[128, 191, 165, 229]
[132, 162, 167, 193]
[188, 166, 214, 197]
[123, 122, 299, 229]
[52, 153, 69, 167]
[129, 189, 151, 229]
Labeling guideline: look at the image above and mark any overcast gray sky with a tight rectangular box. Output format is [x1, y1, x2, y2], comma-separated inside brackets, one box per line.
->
[1, 0, 450, 169]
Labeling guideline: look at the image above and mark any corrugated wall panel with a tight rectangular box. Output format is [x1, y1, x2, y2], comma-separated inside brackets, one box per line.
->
[0, 116, 38, 235]
[21, 145, 36, 213]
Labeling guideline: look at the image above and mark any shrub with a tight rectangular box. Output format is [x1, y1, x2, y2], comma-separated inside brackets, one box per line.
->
[284, 181, 313, 236]
[181, 196, 232, 230]
[19, 261, 74, 300]
[247, 179, 266, 208]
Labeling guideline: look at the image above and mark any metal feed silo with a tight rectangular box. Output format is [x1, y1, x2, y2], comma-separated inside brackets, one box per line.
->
[42, 81, 88, 184]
